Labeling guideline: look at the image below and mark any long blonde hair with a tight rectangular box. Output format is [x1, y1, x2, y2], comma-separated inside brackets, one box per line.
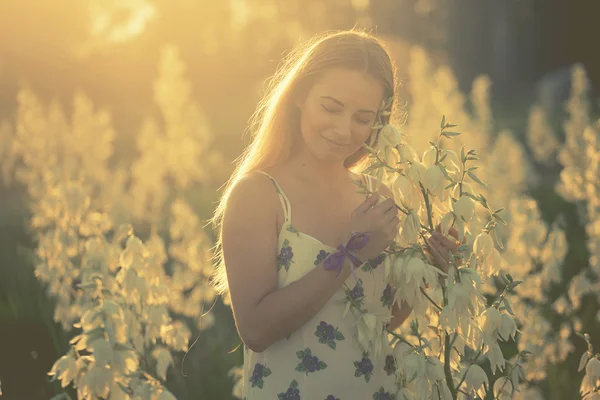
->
[209, 29, 402, 303]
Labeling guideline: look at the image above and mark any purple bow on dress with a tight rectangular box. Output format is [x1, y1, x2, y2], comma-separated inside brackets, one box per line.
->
[323, 232, 369, 279]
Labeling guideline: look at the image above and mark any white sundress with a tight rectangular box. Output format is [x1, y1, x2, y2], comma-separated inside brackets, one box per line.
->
[241, 170, 398, 400]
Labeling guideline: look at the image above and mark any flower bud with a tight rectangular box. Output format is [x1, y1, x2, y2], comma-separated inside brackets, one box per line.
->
[379, 125, 402, 148]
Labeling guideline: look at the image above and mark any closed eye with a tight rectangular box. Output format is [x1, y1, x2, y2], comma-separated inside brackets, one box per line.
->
[321, 104, 340, 113]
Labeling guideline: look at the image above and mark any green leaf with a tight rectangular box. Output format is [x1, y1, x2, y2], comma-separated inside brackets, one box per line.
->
[258, 380, 264, 389]
[442, 131, 461, 137]
[462, 192, 479, 201]
[295, 364, 306, 373]
[495, 214, 508, 226]
[444, 123, 458, 128]
[508, 280, 523, 291]
[440, 115, 446, 129]
[445, 182, 457, 190]
[328, 341, 336, 350]
[291, 379, 298, 388]
[319, 361, 328, 369]
[429, 140, 436, 147]
[468, 171, 487, 188]
[493, 228, 504, 249]
[334, 330, 345, 340]
[439, 153, 448, 163]
[506, 274, 514, 283]
[296, 350, 304, 359]
[263, 367, 272, 377]
[439, 164, 451, 180]
[460, 146, 466, 162]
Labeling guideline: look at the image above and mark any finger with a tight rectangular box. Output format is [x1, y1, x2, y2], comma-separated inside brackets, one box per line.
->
[386, 215, 400, 226]
[425, 237, 444, 265]
[433, 232, 459, 250]
[356, 194, 380, 214]
[430, 236, 450, 264]
[426, 238, 449, 272]
[373, 198, 396, 214]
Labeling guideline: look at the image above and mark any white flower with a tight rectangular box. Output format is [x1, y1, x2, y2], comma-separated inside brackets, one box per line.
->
[355, 311, 390, 360]
[426, 356, 445, 382]
[379, 125, 402, 148]
[393, 175, 421, 210]
[432, 381, 453, 400]
[402, 351, 426, 382]
[493, 376, 513, 399]
[498, 313, 517, 341]
[407, 162, 427, 187]
[452, 195, 474, 222]
[474, 232, 494, 259]
[394, 341, 414, 361]
[392, 255, 441, 315]
[485, 341, 505, 374]
[441, 149, 462, 180]
[482, 247, 505, 278]
[403, 210, 421, 243]
[462, 364, 489, 398]
[586, 357, 600, 380]
[439, 212, 455, 236]
[423, 165, 445, 197]
[422, 146, 437, 167]
[398, 142, 420, 164]
[481, 307, 502, 342]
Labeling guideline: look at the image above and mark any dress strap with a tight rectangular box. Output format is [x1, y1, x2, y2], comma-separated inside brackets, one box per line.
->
[256, 171, 292, 223]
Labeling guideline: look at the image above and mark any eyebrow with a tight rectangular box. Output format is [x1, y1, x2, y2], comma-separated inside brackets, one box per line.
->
[320, 96, 376, 115]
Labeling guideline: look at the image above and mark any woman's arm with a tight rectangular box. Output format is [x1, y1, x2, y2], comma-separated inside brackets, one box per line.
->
[222, 173, 359, 353]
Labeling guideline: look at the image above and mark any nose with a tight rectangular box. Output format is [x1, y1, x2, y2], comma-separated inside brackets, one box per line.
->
[332, 116, 353, 141]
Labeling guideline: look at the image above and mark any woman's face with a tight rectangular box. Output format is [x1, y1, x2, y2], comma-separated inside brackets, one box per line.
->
[295, 67, 385, 164]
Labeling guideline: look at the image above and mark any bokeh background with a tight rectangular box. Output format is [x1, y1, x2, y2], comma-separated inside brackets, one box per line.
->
[1, 0, 599, 399]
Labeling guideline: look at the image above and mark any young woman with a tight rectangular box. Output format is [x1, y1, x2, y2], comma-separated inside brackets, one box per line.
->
[210, 29, 456, 400]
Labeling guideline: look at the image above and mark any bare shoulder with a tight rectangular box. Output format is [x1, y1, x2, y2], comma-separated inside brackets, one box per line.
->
[225, 171, 279, 216]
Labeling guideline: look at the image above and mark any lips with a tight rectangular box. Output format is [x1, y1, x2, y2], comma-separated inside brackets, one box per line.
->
[323, 136, 348, 147]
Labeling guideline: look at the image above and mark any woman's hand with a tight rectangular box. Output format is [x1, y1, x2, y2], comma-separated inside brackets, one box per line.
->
[346, 194, 399, 262]
[424, 224, 464, 273]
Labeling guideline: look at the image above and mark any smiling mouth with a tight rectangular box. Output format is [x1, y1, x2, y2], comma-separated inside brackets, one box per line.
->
[323, 137, 349, 146]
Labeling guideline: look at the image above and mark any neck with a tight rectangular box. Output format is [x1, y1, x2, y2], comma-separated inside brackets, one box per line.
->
[285, 147, 351, 186]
